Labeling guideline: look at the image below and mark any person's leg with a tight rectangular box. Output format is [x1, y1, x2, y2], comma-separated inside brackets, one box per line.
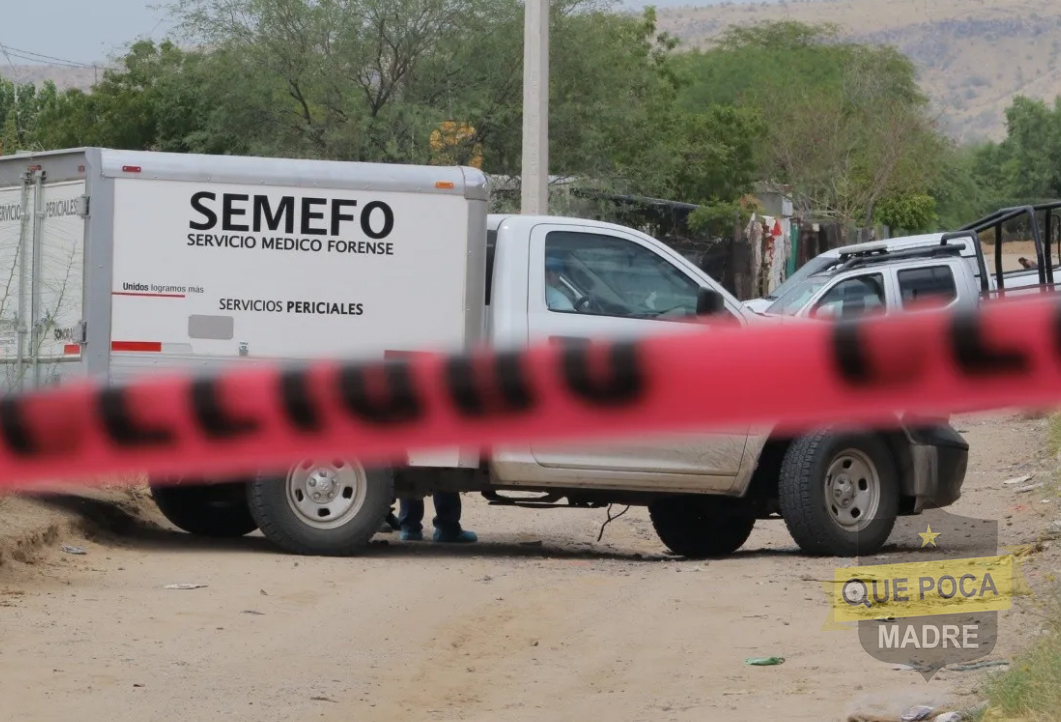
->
[379, 500, 399, 533]
[398, 497, 426, 541]
[431, 492, 477, 543]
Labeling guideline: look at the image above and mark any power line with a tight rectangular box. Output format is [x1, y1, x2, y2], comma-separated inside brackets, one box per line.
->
[0, 43, 24, 92]
[2, 46, 95, 69]
[4, 51, 89, 70]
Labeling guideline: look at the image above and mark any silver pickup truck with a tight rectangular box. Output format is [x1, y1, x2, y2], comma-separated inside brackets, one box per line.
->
[757, 242, 982, 320]
[747, 201, 1061, 314]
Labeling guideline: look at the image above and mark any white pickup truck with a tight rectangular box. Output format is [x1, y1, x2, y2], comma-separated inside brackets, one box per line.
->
[0, 148, 969, 559]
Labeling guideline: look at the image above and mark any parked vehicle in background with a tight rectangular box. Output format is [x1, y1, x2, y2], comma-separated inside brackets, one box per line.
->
[743, 232, 977, 314]
[762, 242, 981, 320]
[0, 148, 969, 560]
[744, 200, 1061, 313]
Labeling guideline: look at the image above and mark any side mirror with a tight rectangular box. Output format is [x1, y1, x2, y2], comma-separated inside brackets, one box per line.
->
[696, 288, 726, 316]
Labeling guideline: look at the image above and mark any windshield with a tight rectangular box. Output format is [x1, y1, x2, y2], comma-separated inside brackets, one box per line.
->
[765, 277, 829, 315]
[763, 254, 836, 301]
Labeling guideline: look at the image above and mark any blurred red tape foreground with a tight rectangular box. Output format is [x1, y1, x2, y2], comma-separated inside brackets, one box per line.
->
[1, 293, 1060, 490]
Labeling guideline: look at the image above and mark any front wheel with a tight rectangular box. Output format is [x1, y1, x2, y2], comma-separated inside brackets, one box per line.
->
[778, 431, 899, 557]
[648, 496, 756, 559]
[149, 477, 258, 538]
[247, 459, 394, 556]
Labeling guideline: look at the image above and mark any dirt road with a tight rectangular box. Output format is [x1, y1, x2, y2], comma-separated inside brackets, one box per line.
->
[1, 411, 1058, 722]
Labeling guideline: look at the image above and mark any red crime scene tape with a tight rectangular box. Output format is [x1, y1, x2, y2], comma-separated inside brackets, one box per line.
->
[1, 293, 1060, 491]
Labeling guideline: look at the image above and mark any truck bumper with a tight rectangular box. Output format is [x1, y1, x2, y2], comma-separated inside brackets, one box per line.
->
[905, 424, 970, 509]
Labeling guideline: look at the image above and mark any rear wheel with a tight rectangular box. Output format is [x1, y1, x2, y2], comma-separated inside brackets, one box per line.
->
[247, 458, 393, 556]
[649, 495, 756, 558]
[149, 477, 258, 538]
[778, 431, 899, 557]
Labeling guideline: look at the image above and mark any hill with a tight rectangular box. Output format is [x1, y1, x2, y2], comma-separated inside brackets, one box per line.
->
[657, 0, 1061, 142]
[0, 64, 99, 91]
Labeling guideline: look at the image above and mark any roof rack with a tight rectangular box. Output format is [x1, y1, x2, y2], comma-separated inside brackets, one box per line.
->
[832, 241, 965, 272]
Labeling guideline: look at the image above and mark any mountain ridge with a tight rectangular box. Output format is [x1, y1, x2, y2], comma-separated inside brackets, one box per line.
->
[657, 0, 1061, 141]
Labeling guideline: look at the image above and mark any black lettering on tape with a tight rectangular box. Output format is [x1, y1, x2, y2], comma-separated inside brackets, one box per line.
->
[832, 320, 873, 385]
[950, 309, 1029, 375]
[445, 352, 534, 416]
[280, 369, 321, 431]
[98, 388, 174, 446]
[560, 341, 643, 406]
[0, 397, 35, 455]
[338, 360, 421, 424]
[190, 378, 259, 439]
[1053, 300, 1061, 360]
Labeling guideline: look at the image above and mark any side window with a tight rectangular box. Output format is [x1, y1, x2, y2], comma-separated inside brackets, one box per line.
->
[543, 230, 702, 320]
[811, 274, 886, 319]
[897, 265, 957, 308]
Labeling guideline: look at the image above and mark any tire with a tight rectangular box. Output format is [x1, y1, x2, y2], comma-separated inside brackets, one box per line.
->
[246, 458, 394, 556]
[149, 477, 258, 538]
[778, 430, 899, 557]
[648, 495, 756, 559]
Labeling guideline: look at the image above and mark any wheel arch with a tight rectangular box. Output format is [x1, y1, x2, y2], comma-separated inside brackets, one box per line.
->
[744, 426, 917, 516]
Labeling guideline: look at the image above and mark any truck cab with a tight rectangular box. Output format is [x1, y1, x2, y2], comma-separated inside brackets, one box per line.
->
[484, 213, 759, 494]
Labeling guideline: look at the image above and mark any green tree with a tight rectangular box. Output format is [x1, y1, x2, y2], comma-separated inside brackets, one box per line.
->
[1, 108, 19, 155]
[929, 142, 995, 229]
[0, 79, 61, 153]
[675, 20, 946, 229]
[994, 95, 1061, 201]
[874, 192, 938, 233]
[27, 40, 227, 153]
[159, 0, 760, 209]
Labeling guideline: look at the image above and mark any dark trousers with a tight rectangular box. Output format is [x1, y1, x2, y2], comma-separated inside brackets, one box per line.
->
[398, 492, 462, 535]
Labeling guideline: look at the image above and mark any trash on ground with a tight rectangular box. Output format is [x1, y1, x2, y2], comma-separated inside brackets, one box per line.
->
[900, 705, 934, 721]
[932, 713, 964, 722]
[60, 545, 86, 555]
[1002, 474, 1033, 486]
[744, 656, 784, 666]
[163, 583, 207, 590]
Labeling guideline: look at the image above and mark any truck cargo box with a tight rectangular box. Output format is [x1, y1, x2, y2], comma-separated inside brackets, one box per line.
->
[0, 148, 489, 468]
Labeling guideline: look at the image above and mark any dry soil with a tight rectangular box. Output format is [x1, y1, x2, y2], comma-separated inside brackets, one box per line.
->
[0, 411, 1059, 722]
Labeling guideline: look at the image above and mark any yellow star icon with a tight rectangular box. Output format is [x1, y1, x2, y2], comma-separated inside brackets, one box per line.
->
[919, 525, 941, 547]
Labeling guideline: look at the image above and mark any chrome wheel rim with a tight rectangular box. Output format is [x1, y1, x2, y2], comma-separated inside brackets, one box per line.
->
[824, 448, 880, 532]
[285, 459, 367, 529]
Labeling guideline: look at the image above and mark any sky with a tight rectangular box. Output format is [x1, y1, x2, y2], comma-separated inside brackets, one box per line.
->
[0, 0, 761, 67]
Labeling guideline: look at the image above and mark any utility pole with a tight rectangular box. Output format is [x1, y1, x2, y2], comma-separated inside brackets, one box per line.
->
[520, 0, 549, 215]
